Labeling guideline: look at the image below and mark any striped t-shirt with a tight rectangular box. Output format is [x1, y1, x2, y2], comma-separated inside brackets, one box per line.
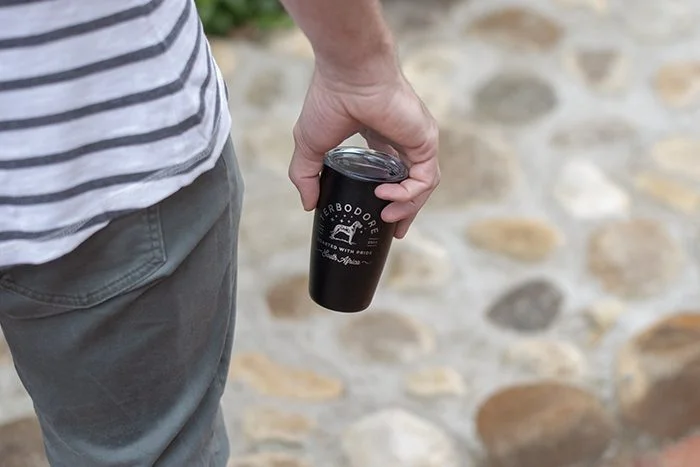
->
[0, 0, 231, 268]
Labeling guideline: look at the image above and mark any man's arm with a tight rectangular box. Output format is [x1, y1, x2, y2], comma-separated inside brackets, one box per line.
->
[278, 0, 440, 239]
[278, 0, 397, 82]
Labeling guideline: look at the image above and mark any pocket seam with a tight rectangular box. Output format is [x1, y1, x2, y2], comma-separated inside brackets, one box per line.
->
[0, 206, 167, 309]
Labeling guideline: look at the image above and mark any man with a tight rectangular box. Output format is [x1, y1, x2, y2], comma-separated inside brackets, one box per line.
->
[0, 0, 439, 465]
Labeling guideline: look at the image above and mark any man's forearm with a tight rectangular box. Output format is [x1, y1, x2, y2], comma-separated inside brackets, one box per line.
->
[278, 0, 398, 77]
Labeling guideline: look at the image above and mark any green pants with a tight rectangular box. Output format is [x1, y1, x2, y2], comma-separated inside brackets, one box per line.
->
[0, 137, 244, 466]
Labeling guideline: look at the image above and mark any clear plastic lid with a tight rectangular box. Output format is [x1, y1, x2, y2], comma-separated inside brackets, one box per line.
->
[324, 146, 409, 183]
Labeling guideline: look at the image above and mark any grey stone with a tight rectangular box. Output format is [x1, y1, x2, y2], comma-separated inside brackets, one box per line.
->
[474, 72, 557, 125]
[487, 279, 563, 332]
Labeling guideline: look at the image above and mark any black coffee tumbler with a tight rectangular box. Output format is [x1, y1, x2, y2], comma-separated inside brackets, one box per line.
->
[309, 146, 409, 313]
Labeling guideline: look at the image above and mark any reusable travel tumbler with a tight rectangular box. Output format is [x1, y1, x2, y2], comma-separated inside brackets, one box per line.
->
[309, 146, 409, 312]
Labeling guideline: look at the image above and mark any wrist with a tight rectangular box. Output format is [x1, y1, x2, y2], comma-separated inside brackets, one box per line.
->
[314, 35, 401, 87]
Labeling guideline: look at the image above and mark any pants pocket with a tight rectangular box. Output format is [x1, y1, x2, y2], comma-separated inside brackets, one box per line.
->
[0, 205, 166, 318]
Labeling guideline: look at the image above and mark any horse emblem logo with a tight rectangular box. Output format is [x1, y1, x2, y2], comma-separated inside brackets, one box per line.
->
[329, 220, 363, 245]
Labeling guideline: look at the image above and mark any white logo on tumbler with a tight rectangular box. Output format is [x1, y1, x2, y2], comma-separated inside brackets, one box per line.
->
[316, 202, 381, 266]
[329, 220, 363, 245]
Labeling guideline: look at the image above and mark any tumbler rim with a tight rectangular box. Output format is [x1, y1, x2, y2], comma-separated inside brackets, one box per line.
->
[324, 146, 409, 183]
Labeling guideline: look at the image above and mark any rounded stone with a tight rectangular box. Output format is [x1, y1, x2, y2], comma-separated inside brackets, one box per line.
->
[634, 171, 700, 214]
[563, 47, 628, 93]
[473, 71, 557, 125]
[502, 339, 588, 380]
[465, 6, 564, 52]
[553, 0, 607, 14]
[651, 136, 700, 182]
[265, 274, 323, 320]
[587, 219, 683, 298]
[342, 408, 460, 467]
[612, 0, 696, 43]
[385, 229, 452, 291]
[476, 382, 615, 467]
[338, 311, 435, 364]
[466, 217, 562, 263]
[268, 27, 314, 60]
[245, 69, 284, 110]
[655, 62, 700, 108]
[209, 38, 238, 81]
[583, 298, 627, 345]
[616, 312, 700, 438]
[229, 352, 344, 401]
[427, 123, 518, 209]
[0, 417, 48, 467]
[242, 406, 315, 445]
[551, 118, 636, 149]
[486, 279, 563, 333]
[228, 453, 312, 467]
[401, 44, 459, 120]
[404, 367, 467, 398]
[553, 159, 629, 219]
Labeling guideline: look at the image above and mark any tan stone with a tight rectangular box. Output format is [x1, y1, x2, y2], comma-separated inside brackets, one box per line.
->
[0, 417, 48, 467]
[228, 452, 312, 467]
[655, 62, 700, 108]
[339, 311, 435, 364]
[635, 171, 700, 213]
[553, 0, 608, 14]
[583, 298, 627, 345]
[427, 123, 518, 209]
[616, 312, 700, 438]
[342, 408, 460, 467]
[209, 38, 238, 81]
[265, 274, 323, 320]
[385, 229, 452, 291]
[229, 352, 343, 401]
[466, 217, 562, 263]
[587, 219, 683, 298]
[404, 367, 467, 397]
[242, 407, 315, 445]
[466, 6, 564, 52]
[268, 27, 314, 60]
[651, 136, 700, 182]
[401, 44, 459, 121]
[476, 382, 615, 467]
[245, 69, 284, 110]
[503, 339, 588, 380]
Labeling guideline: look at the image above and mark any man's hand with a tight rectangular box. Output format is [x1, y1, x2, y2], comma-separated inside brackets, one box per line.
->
[289, 64, 439, 239]
[279, 0, 440, 239]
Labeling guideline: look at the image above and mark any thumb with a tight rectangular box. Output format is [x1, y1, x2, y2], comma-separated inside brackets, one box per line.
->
[288, 123, 323, 211]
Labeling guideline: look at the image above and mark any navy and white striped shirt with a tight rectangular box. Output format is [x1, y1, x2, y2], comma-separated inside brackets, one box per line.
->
[0, 0, 231, 268]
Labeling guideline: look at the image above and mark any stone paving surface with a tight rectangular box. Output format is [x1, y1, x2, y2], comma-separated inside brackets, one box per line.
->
[4, 0, 700, 466]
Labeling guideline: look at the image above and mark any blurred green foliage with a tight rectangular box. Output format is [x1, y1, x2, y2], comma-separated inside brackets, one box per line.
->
[195, 0, 291, 36]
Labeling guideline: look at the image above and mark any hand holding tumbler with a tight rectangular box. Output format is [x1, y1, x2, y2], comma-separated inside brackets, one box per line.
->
[309, 146, 409, 313]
